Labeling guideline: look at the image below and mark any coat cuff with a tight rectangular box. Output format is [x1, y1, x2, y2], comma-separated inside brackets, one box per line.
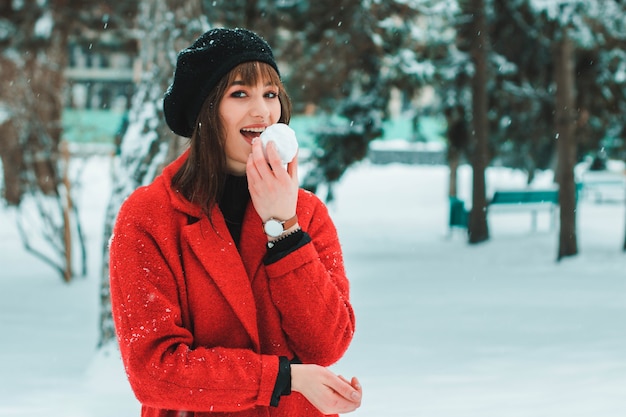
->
[258, 354, 281, 406]
[263, 231, 311, 265]
[270, 356, 291, 407]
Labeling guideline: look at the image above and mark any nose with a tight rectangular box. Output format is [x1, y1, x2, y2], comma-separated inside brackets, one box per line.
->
[249, 95, 270, 119]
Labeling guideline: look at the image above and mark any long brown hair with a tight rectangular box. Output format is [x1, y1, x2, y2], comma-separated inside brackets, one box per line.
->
[171, 61, 292, 216]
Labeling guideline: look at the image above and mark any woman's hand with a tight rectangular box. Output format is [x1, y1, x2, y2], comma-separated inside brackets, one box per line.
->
[246, 138, 299, 223]
[291, 364, 362, 415]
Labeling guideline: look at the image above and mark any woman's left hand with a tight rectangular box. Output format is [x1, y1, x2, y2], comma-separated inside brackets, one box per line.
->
[246, 138, 299, 223]
[290, 364, 362, 415]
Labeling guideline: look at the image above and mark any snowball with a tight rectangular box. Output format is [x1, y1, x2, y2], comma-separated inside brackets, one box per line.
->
[260, 123, 298, 164]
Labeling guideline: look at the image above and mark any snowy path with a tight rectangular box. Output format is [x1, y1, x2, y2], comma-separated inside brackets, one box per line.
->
[330, 164, 626, 416]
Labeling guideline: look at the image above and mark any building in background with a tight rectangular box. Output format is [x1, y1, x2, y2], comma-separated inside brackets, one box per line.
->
[64, 39, 136, 112]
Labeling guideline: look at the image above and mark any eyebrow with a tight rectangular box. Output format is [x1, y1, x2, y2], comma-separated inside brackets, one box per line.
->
[229, 80, 276, 87]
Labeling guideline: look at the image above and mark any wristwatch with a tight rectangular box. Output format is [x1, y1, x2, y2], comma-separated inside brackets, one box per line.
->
[263, 214, 298, 238]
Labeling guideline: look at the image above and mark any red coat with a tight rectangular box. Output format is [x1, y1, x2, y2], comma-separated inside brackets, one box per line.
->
[109, 151, 355, 417]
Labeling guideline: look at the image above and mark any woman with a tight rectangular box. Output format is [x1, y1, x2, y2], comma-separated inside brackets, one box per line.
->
[109, 27, 361, 417]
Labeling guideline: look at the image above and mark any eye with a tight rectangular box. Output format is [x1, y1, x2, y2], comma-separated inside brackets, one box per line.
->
[265, 90, 279, 99]
[230, 90, 248, 98]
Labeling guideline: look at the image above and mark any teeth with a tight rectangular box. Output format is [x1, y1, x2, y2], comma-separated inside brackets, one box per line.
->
[242, 127, 265, 133]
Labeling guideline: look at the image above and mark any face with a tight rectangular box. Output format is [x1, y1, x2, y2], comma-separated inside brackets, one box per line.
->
[219, 75, 282, 175]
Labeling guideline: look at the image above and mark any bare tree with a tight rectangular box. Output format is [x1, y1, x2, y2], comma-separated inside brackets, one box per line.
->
[1, 1, 144, 281]
[0, 1, 85, 282]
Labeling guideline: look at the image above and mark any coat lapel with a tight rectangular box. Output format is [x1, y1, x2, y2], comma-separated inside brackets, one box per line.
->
[239, 204, 269, 283]
[182, 208, 260, 351]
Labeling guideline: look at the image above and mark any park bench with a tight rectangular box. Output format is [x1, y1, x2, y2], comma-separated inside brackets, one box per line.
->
[580, 171, 626, 202]
[449, 187, 571, 233]
[489, 188, 559, 231]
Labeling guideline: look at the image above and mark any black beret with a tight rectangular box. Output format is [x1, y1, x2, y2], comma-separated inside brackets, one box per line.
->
[163, 28, 279, 137]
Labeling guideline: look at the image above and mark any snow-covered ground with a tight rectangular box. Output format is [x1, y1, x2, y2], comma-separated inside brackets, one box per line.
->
[1, 155, 625, 417]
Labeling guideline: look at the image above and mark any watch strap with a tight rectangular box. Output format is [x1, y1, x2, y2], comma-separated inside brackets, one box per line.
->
[281, 214, 298, 230]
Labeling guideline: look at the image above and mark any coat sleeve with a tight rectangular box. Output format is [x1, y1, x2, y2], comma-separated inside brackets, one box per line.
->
[264, 192, 356, 366]
[109, 190, 278, 412]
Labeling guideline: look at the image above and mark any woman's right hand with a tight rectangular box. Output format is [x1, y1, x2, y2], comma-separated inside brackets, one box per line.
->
[290, 364, 362, 414]
[247, 138, 299, 225]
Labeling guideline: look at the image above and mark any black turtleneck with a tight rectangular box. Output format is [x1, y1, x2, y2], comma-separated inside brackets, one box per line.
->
[217, 174, 311, 263]
[218, 175, 250, 247]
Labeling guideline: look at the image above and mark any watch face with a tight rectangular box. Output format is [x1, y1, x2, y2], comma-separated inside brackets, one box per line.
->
[264, 219, 284, 237]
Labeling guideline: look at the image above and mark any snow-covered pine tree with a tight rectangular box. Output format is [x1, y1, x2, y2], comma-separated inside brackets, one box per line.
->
[489, 1, 555, 181]
[99, 0, 210, 347]
[279, 0, 430, 198]
[521, 0, 626, 259]
[430, 0, 625, 252]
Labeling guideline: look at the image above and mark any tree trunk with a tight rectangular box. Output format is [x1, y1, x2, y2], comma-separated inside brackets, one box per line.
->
[467, 0, 490, 244]
[98, 0, 209, 347]
[61, 141, 73, 283]
[622, 199, 626, 252]
[553, 29, 578, 260]
[0, 118, 23, 205]
[448, 146, 460, 198]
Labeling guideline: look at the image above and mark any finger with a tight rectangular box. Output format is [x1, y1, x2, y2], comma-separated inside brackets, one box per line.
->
[351, 376, 362, 392]
[265, 141, 285, 172]
[252, 136, 267, 161]
[246, 144, 266, 181]
[326, 375, 361, 403]
[321, 386, 360, 414]
[287, 149, 299, 181]
[251, 138, 272, 177]
[246, 152, 258, 180]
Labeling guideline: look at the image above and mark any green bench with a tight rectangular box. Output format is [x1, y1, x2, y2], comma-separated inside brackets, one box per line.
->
[490, 189, 558, 205]
[489, 189, 559, 231]
[449, 188, 565, 232]
[449, 196, 469, 231]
